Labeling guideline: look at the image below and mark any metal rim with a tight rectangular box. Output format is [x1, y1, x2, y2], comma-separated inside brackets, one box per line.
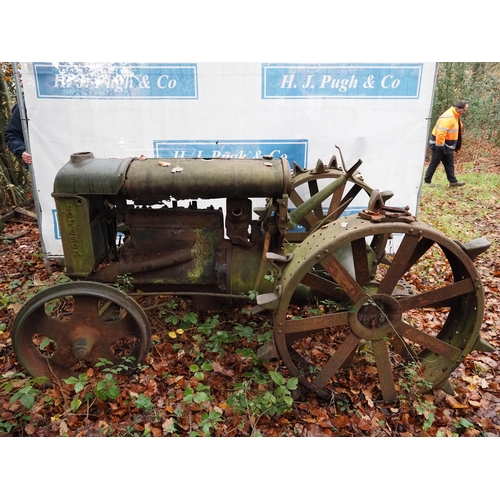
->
[12, 281, 151, 384]
[273, 215, 484, 403]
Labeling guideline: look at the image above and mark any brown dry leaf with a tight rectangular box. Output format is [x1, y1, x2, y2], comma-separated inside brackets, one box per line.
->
[59, 420, 69, 436]
[489, 381, 500, 391]
[362, 387, 374, 407]
[162, 417, 175, 435]
[302, 417, 317, 424]
[331, 414, 350, 428]
[171, 166, 184, 173]
[318, 419, 334, 428]
[158, 160, 170, 167]
[24, 423, 36, 435]
[357, 415, 372, 431]
[212, 361, 224, 373]
[7, 303, 22, 314]
[462, 428, 481, 437]
[304, 424, 326, 436]
[445, 394, 469, 409]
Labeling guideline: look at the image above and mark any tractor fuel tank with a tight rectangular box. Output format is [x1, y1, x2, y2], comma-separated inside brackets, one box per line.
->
[53, 152, 292, 203]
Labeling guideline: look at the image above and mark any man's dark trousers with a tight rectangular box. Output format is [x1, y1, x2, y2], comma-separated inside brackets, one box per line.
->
[424, 147, 458, 183]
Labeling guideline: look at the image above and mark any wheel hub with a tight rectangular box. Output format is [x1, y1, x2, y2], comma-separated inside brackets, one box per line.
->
[349, 294, 401, 341]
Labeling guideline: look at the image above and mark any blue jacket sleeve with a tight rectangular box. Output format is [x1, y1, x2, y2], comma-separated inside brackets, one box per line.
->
[4, 104, 26, 158]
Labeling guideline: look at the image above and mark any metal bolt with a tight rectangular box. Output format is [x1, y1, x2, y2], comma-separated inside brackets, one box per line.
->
[72, 337, 95, 360]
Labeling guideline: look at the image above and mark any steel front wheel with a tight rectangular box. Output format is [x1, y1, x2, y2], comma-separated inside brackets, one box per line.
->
[287, 156, 390, 243]
[273, 215, 484, 402]
[12, 281, 151, 383]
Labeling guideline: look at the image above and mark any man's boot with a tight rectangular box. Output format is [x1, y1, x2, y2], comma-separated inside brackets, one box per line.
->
[449, 181, 466, 188]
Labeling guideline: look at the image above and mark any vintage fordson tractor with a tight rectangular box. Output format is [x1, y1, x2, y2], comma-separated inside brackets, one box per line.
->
[12, 150, 493, 402]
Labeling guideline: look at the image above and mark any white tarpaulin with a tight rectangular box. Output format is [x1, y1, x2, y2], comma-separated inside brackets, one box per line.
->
[20, 62, 436, 259]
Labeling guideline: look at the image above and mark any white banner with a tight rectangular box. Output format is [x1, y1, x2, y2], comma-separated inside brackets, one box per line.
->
[21, 62, 436, 258]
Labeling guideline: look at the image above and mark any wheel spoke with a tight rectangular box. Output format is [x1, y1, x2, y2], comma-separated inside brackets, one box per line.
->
[398, 278, 476, 311]
[321, 253, 369, 303]
[399, 322, 461, 359]
[372, 339, 398, 402]
[351, 237, 371, 285]
[72, 294, 100, 322]
[370, 233, 388, 261]
[300, 272, 345, 300]
[283, 311, 349, 341]
[388, 333, 413, 360]
[307, 179, 324, 219]
[22, 307, 70, 346]
[289, 190, 305, 209]
[378, 233, 421, 294]
[98, 312, 138, 341]
[289, 190, 318, 229]
[340, 184, 362, 209]
[49, 348, 79, 369]
[400, 237, 435, 275]
[312, 332, 360, 388]
[327, 184, 346, 220]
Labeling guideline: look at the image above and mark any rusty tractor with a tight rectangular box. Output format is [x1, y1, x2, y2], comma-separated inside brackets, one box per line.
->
[11, 150, 494, 403]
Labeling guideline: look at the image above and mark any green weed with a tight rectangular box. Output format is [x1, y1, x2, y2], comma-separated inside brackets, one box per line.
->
[227, 370, 298, 433]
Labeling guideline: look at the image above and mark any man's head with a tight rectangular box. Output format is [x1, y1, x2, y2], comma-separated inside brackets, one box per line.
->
[454, 100, 468, 116]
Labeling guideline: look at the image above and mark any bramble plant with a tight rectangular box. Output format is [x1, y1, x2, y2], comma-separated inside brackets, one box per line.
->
[132, 393, 155, 412]
[397, 362, 436, 432]
[183, 383, 212, 405]
[227, 370, 298, 431]
[199, 410, 224, 436]
[95, 373, 120, 401]
[8, 376, 48, 410]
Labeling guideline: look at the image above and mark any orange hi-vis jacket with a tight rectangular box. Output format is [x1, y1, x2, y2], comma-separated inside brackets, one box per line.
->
[429, 106, 463, 153]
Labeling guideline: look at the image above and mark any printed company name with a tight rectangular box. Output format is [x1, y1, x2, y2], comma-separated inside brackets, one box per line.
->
[280, 73, 403, 92]
[153, 140, 308, 170]
[34, 63, 198, 99]
[53, 72, 179, 93]
[262, 63, 423, 99]
[163, 148, 286, 160]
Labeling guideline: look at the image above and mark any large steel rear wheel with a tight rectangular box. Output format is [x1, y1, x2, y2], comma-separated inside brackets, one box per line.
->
[12, 281, 151, 384]
[273, 215, 485, 403]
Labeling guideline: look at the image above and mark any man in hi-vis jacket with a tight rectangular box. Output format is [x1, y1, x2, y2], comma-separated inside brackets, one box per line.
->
[424, 100, 468, 188]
